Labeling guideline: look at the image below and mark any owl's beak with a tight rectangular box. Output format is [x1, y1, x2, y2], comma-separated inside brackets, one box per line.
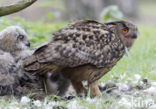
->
[131, 32, 138, 39]
[26, 41, 31, 47]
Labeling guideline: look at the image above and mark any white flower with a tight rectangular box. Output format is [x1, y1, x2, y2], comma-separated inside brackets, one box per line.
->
[20, 96, 31, 104]
[33, 100, 42, 107]
[9, 107, 20, 109]
[86, 97, 95, 103]
[100, 82, 105, 87]
[117, 83, 129, 91]
[118, 97, 132, 108]
[67, 100, 89, 109]
[144, 87, 156, 96]
[67, 100, 78, 109]
[149, 104, 156, 109]
[134, 74, 141, 81]
[10, 101, 19, 105]
[120, 73, 126, 80]
[151, 82, 156, 87]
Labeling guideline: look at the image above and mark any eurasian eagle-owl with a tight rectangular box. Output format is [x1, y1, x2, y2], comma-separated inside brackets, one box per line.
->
[23, 20, 138, 97]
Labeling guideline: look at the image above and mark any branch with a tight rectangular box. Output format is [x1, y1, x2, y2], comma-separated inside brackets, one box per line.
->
[0, 0, 37, 17]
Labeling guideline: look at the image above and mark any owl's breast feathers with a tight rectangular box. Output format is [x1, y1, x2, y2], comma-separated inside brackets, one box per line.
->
[24, 20, 125, 72]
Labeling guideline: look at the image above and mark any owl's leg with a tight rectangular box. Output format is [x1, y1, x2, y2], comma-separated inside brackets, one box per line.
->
[89, 80, 101, 98]
[71, 80, 87, 96]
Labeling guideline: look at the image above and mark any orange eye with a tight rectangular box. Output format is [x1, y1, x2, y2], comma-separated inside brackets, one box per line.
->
[122, 28, 128, 33]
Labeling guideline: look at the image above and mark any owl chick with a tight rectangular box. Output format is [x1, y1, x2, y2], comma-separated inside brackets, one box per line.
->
[0, 26, 31, 61]
[0, 26, 41, 96]
[23, 20, 138, 98]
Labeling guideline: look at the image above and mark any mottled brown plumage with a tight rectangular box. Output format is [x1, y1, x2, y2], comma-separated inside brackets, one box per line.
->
[23, 20, 138, 97]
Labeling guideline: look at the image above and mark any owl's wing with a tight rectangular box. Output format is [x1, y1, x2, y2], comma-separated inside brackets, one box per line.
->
[24, 20, 124, 71]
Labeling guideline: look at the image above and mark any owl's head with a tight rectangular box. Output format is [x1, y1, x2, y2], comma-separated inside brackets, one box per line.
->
[105, 21, 138, 50]
[0, 26, 30, 53]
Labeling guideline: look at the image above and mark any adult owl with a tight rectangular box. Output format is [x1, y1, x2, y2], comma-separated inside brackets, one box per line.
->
[23, 20, 138, 97]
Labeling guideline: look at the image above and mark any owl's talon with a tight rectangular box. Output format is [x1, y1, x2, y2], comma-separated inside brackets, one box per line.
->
[89, 81, 102, 98]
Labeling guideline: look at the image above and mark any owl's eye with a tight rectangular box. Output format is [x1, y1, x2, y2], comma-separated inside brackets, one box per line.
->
[18, 35, 24, 40]
[122, 28, 129, 33]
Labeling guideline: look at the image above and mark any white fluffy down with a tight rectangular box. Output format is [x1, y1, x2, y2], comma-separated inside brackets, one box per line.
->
[0, 26, 26, 39]
[0, 50, 16, 85]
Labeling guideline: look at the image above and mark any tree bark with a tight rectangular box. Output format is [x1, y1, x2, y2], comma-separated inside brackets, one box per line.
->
[0, 0, 37, 17]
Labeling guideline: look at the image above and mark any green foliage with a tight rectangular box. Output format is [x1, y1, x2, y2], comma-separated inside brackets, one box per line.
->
[38, 0, 65, 20]
[100, 5, 124, 22]
[47, 12, 54, 20]
[0, 17, 67, 47]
